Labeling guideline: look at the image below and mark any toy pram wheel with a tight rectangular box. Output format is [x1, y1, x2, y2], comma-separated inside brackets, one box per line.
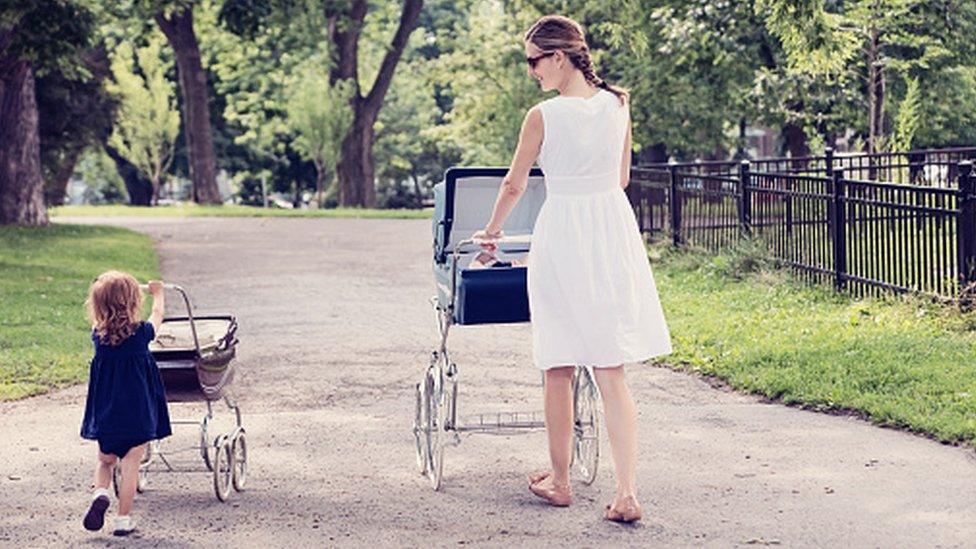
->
[200, 417, 213, 471]
[424, 369, 445, 490]
[213, 437, 233, 502]
[231, 429, 247, 491]
[572, 367, 600, 485]
[413, 381, 429, 474]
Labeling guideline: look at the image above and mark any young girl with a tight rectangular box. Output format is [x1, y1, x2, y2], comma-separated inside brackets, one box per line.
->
[80, 271, 171, 536]
[473, 15, 672, 523]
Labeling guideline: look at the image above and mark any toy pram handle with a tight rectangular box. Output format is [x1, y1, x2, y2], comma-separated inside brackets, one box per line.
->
[139, 283, 201, 355]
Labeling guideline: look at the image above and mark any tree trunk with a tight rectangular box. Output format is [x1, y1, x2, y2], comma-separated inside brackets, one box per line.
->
[867, 26, 882, 155]
[44, 143, 83, 206]
[337, 102, 377, 206]
[0, 57, 47, 225]
[330, 0, 422, 207]
[104, 143, 153, 206]
[156, 7, 221, 205]
[314, 159, 325, 207]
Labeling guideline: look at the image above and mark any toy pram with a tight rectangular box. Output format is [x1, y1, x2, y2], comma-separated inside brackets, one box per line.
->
[413, 167, 601, 490]
[111, 284, 246, 502]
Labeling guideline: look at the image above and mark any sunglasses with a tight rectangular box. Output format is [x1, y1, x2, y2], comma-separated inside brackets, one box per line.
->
[526, 51, 555, 69]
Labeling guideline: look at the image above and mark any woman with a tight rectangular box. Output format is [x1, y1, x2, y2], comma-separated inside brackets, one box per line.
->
[472, 15, 672, 523]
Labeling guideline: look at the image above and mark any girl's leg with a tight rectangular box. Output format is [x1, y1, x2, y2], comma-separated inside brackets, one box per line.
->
[94, 451, 117, 490]
[116, 443, 147, 517]
[592, 365, 639, 506]
[543, 366, 575, 488]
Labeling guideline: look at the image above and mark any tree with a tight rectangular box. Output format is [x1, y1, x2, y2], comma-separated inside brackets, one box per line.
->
[327, 0, 424, 207]
[758, 0, 976, 153]
[105, 35, 181, 203]
[0, 0, 93, 225]
[284, 61, 354, 206]
[153, 1, 222, 203]
[35, 45, 116, 206]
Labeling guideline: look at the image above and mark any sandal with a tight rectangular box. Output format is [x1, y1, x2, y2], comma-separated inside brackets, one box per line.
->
[603, 496, 643, 523]
[528, 473, 572, 507]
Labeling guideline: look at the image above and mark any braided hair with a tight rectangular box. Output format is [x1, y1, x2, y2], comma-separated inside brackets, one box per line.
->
[524, 15, 628, 105]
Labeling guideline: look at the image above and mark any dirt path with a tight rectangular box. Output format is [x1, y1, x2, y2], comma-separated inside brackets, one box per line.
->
[1, 216, 974, 548]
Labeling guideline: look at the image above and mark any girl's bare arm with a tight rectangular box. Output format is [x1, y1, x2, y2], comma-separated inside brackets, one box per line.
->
[147, 281, 165, 335]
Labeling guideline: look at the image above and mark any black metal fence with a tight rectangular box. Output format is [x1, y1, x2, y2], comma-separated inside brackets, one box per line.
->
[629, 153, 976, 302]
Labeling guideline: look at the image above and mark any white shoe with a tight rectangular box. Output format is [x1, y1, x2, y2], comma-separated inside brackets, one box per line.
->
[112, 515, 137, 536]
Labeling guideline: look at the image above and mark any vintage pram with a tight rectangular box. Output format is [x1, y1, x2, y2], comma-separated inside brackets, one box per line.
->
[111, 284, 246, 502]
[413, 167, 601, 490]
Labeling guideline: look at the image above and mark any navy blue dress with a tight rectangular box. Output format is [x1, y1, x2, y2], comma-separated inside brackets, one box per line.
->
[80, 322, 172, 457]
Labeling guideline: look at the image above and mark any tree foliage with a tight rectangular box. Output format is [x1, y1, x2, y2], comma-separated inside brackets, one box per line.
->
[105, 35, 181, 202]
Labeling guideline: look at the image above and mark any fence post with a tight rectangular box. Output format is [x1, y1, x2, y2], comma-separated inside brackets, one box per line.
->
[832, 168, 847, 291]
[957, 161, 975, 305]
[669, 163, 682, 246]
[824, 146, 834, 177]
[738, 160, 751, 237]
[908, 151, 925, 185]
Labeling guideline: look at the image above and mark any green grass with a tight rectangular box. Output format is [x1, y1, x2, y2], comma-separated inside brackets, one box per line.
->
[652, 243, 976, 446]
[50, 204, 433, 219]
[0, 224, 159, 400]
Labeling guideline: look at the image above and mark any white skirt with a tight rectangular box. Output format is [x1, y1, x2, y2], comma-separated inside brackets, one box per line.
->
[527, 183, 672, 370]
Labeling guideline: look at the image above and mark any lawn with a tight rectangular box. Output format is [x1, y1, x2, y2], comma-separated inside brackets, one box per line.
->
[652, 243, 976, 446]
[0, 224, 159, 400]
[50, 204, 433, 219]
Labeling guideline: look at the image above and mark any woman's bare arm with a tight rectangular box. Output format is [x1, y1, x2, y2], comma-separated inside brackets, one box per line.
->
[620, 115, 633, 189]
[478, 106, 545, 237]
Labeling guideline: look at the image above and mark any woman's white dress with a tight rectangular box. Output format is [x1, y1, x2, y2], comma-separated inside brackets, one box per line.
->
[528, 89, 672, 370]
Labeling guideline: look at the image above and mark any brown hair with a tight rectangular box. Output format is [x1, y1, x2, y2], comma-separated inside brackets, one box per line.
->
[524, 15, 628, 105]
[86, 270, 142, 346]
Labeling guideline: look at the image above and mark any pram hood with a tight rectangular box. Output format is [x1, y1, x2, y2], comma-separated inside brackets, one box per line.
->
[432, 167, 546, 263]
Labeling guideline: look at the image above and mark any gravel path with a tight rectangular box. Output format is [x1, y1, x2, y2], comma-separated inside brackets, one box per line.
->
[1, 216, 974, 548]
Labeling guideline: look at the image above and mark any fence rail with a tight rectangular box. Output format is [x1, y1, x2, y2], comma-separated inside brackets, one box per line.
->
[628, 156, 976, 302]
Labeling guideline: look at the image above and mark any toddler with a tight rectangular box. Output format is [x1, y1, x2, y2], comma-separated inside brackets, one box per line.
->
[80, 271, 171, 536]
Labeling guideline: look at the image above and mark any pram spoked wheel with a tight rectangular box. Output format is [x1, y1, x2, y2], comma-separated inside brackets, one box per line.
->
[416, 351, 457, 490]
[231, 428, 248, 491]
[571, 367, 600, 485]
[213, 435, 233, 502]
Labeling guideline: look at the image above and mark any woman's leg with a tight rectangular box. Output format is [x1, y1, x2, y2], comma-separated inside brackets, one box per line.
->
[592, 365, 639, 506]
[116, 443, 147, 516]
[543, 366, 575, 488]
[94, 451, 117, 490]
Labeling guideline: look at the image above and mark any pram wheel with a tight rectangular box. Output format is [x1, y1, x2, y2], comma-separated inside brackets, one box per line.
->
[231, 429, 247, 491]
[424, 367, 446, 490]
[213, 436, 233, 502]
[572, 367, 600, 485]
[200, 415, 212, 471]
[413, 382, 429, 474]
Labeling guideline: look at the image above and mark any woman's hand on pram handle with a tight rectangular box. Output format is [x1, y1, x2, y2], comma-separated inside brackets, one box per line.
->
[472, 228, 504, 251]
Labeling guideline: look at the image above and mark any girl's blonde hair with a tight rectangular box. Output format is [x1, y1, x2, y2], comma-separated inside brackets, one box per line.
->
[524, 15, 628, 105]
[86, 270, 142, 346]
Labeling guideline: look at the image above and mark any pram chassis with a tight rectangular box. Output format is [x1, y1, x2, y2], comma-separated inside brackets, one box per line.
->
[111, 284, 246, 502]
[413, 237, 601, 491]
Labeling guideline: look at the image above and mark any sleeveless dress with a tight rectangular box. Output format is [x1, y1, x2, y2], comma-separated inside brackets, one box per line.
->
[528, 89, 672, 370]
[81, 322, 172, 456]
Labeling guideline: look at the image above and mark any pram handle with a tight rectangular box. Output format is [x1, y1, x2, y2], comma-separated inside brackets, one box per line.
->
[139, 283, 201, 355]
